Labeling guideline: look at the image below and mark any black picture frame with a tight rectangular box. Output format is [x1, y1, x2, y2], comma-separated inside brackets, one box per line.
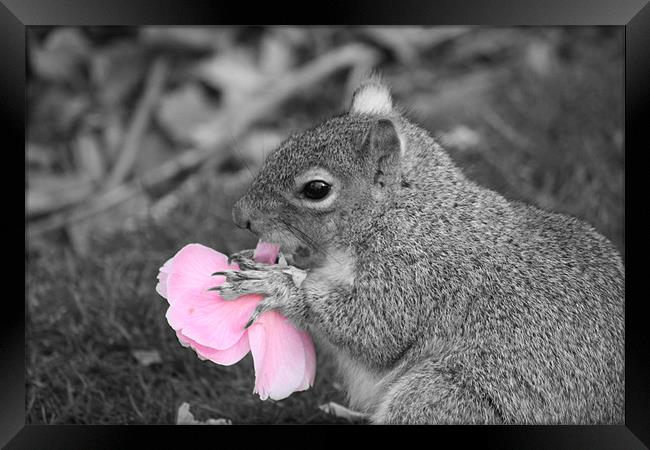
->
[9, 0, 649, 448]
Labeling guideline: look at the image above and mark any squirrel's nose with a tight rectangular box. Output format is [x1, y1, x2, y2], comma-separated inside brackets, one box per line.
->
[232, 199, 252, 230]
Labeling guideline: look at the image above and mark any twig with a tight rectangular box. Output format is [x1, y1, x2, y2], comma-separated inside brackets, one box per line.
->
[358, 27, 471, 65]
[27, 176, 95, 218]
[105, 56, 169, 189]
[126, 386, 145, 421]
[192, 43, 380, 150]
[27, 184, 138, 238]
[140, 28, 228, 53]
[27, 43, 377, 238]
[406, 69, 504, 120]
[319, 402, 369, 422]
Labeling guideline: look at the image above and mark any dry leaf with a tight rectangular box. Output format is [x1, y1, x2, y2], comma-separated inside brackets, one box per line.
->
[274, 27, 311, 49]
[438, 125, 481, 152]
[27, 174, 95, 217]
[131, 350, 162, 367]
[259, 32, 296, 76]
[90, 40, 147, 108]
[193, 50, 268, 106]
[27, 142, 56, 170]
[176, 402, 231, 425]
[319, 402, 368, 422]
[30, 28, 91, 83]
[525, 40, 559, 77]
[157, 84, 219, 144]
[30, 88, 90, 137]
[73, 133, 106, 181]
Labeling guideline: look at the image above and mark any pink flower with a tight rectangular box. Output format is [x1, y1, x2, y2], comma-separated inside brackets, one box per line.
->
[156, 241, 316, 400]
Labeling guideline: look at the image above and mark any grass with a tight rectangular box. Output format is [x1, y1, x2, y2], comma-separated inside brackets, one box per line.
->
[27, 173, 350, 424]
[26, 28, 623, 424]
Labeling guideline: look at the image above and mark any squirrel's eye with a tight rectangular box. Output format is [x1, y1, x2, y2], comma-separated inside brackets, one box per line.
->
[302, 180, 331, 200]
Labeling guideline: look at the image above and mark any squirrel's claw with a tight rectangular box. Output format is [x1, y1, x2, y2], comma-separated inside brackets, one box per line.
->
[245, 297, 284, 328]
[209, 280, 264, 300]
[244, 306, 262, 329]
[208, 283, 240, 301]
[228, 249, 256, 268]
[209, 267, 278, 301]
[212, 269, 239, 279]
[228, 248, 255, 261]
[212, 269, 266, 280]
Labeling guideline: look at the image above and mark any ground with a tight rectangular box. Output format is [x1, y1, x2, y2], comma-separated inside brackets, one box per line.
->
[26, 27, 623, 424]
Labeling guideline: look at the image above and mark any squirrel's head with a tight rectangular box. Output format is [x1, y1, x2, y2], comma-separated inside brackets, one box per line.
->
[232, 77, 404, 268]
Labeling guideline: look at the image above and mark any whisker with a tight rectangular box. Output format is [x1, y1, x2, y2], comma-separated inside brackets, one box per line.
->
[262, 135, 267, 161]
[228, 131, 255, 178]
[280, 219, 310, 247]
[281, 219, 317, 250]
[279, 218, 311, 248]
[280, 218, 342, 264]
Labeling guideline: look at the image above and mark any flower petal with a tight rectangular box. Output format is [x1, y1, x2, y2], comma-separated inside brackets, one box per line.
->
[297, 330, 317, 391]
[248, 310, 306, 401]
[159, 241, 317, 399]
[177, 330, 250, 366]
[165, 243, 237, 305]
[173, 294, 261, 350]
[155, 257, 174, 298]
[160, 243, 259, 350]
[247, 321, 268, 400]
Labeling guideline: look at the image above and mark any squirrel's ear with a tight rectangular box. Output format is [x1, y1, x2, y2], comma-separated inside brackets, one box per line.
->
[362, 119, 402, 187]
[350, 77, 393, 116]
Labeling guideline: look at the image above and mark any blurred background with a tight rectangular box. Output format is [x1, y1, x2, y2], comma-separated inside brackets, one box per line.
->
[25, 26, 624, 424]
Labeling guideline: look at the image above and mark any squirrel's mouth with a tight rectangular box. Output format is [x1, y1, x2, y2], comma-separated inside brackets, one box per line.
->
[256, 231, 316, 269]
[282, 246, 314, 269]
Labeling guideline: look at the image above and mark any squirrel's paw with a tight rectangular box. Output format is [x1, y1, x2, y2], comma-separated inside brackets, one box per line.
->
[210, 264, 306, 326]
[228, 249, 289, 271]
[209, 268, 273, 300]
[209, 265, 278, 300]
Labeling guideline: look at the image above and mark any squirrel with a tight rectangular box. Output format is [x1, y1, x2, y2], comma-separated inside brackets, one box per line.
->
[213, 76, 625, 424]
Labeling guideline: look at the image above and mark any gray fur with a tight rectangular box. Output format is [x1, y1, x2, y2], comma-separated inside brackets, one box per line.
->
[228, 79, 624, 424]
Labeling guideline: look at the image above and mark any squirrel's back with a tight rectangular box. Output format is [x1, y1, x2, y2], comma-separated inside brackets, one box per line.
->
[303, 90, 624, 423]
[352, 152, 624, 423]
[233, 76, 624, 424]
